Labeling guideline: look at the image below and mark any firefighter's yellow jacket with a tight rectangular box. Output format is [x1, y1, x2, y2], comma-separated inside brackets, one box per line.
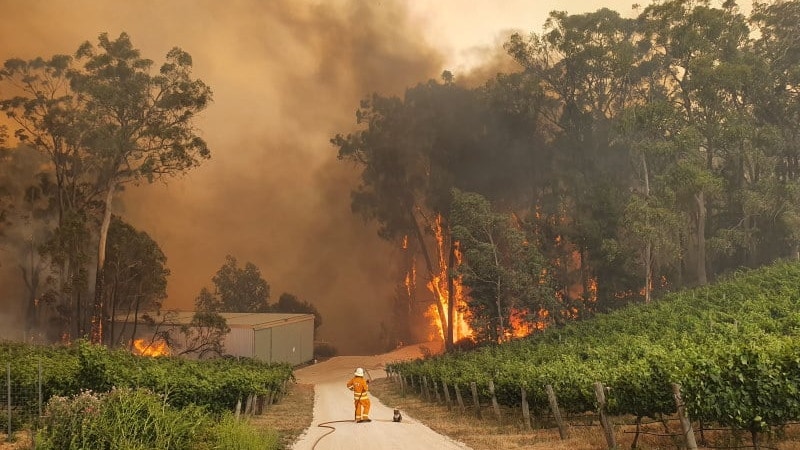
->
[346, 375, 369, 400]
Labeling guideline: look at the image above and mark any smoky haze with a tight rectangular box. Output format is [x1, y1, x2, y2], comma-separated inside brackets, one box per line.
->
[0, 0, 455, 354]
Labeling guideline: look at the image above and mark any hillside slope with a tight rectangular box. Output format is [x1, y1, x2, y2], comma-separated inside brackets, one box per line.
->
[389, 261, 800, 436]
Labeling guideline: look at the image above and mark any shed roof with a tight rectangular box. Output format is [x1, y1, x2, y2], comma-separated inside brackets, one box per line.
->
[113, 311, 314, 330]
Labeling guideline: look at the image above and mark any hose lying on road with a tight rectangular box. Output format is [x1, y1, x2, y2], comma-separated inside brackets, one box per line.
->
[312, 420, 352, 449]
[311, 419, 406, 449]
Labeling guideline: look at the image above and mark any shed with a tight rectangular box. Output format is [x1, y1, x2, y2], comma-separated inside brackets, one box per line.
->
[112, 311, 315, 365]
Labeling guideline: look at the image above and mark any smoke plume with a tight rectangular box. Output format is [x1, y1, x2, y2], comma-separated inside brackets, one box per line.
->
[0, 0, 452, 354]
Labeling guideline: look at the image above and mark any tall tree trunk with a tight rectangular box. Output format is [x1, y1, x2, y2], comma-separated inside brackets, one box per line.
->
[107, 277, 119, 347]
[644, 242, 652, 303]
[488, 233, 504, 341]
[91, 187, 114, 344]
[129, 293, 142, 352]
[694, 191, 708, 285]
[21, 238, 41, 339]
[446, 244, 455, 350]
[410, 210, 450, 348]
[642, 153, 652, 303]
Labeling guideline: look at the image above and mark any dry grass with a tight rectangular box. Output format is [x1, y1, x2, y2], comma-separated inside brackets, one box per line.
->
[250, 382, 315, 449]
[367, 377, 800, 450]
[0, 432, 32, 450]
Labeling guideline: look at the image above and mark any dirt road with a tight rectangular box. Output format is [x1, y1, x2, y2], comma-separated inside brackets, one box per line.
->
[290, 344, 471, 450]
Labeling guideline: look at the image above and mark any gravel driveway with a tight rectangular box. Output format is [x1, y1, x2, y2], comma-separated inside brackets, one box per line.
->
[290, 345, 471, 450]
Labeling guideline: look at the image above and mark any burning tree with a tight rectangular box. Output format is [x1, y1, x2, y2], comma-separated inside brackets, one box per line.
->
[332, 74, 539, 349]
[450, 189, 555, 343]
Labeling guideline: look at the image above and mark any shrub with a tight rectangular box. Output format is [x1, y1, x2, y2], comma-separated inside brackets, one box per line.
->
[36, 390, 104, 449]
[35, 387, 282, 449]
[36, 388, 212, 450]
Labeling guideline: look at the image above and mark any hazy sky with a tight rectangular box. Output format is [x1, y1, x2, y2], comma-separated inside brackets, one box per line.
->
[0, 0, 641, 352]
[410, 0, 640, 69]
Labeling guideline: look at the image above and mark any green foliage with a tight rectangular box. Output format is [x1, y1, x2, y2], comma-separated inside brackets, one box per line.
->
[0, 340, 293, 415]
[210, 412, 280, 450]
[209, 255, 271, 313]
[174, 309, 231, 359]
[272, 292, 323, 330]
[450, 189, 554, 342]
[36, 388, 279, 450]
[389, 261, 800, 433]
[106, 215, 170, 343]
[3, 342, 291, 447]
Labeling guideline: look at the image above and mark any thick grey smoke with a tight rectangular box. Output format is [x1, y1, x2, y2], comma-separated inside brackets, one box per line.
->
[0, 0, 444, 353]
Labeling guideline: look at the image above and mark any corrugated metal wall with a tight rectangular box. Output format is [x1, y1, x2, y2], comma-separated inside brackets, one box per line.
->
[223, 327, 254, 358]
[111, 313, 314, 366]
[254, 317, 314, 365]
[254, 327, 272, 361]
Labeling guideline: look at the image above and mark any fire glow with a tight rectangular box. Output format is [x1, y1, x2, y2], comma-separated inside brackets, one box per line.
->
[414, 214, 606, 346]
[424, 217, 474, 342]
[132, 338, 170, 357]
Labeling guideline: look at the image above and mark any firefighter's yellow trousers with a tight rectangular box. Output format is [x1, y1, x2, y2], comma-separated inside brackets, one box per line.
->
[354, 397, 371, 421]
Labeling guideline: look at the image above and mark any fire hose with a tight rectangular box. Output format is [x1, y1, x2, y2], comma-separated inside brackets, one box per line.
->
[311, 418, 406, 449]
[310, 367, 405, 449]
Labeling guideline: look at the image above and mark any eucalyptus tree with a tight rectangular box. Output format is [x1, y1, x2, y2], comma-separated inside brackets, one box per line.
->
[505, 8, 642, 307]
[450, 189, 554, 342]
[637, 0, 756, 284]
[0, 144, 55, 334]
[272, 292, 323, 330]
[332, 75, 525, 349]
[616, 100, 685, 302]
[72, 33, 212, 343]
[104, 216, 169, 347]
[750, 0, 800, 261]
[0, 32, 212, 343]
[1, 54, 96, 338]
[210, 255, 270, 313]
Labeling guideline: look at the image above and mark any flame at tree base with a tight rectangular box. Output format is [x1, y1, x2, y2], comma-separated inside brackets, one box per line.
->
[425, 303, 474, 343]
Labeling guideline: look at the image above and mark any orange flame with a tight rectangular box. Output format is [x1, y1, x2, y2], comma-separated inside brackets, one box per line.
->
[404, 258, 416, 298]
[423, 215, 554, 342]
[133, 338, 170, 357]
[425, 215, 474, 342]
[506, 308, 549, 339]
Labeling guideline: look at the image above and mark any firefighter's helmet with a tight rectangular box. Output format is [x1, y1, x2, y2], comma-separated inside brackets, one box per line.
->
[354, 367, 365, 377]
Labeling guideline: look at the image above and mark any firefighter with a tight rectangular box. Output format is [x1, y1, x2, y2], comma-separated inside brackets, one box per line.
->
[346, 367, 371, 422]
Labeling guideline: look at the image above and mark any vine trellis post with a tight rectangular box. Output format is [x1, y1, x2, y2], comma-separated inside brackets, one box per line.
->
[470, 382, 482, 419]
[520, 387, 532, 431]
[489, 379, 501, 422]
[672, 383, 698, 450]
[546, 384, 568, 440]
[442, 380, 452, 411]
[593, 381, 617, 449]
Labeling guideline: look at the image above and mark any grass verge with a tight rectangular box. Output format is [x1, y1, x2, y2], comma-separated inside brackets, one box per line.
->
[250, 382, 315, 449]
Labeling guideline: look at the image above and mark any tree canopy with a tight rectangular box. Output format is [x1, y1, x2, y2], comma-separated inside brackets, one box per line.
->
[0, 32, 212, 343]
[208, 255, 271, 313]
[333, 0, 800, 348]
